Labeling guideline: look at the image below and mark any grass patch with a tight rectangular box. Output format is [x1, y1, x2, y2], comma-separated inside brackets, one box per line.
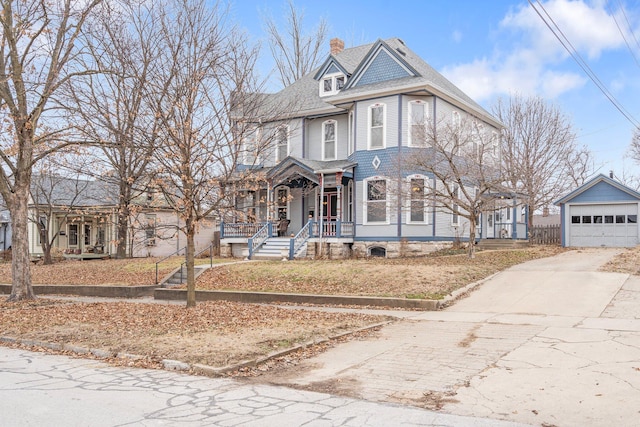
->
[194, 246, 564, 299]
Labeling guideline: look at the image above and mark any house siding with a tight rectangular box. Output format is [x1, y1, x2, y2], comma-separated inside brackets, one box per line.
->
[568, 181, 639, 203]
[354, 49, 412, 87]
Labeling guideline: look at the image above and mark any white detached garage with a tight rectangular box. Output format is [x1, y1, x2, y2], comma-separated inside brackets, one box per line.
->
[555, 174, 640, 248]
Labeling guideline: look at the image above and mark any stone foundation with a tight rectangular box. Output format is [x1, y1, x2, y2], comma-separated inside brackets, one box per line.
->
[351, 241, 451, 258]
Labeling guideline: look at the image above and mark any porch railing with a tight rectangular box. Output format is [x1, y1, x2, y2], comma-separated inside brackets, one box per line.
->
[311, 220, 354, 238]
[247, 222, 272, 259]
[289, 220, 311, 259]
[221, 221, 269, 238]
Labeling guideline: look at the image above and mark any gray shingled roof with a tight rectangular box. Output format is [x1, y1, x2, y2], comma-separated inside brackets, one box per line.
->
[30, 175, 119, 207]
[260, 38, 498, 125]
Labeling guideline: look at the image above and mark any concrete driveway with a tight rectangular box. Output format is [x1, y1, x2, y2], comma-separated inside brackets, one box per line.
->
[273, 248, 640, 427]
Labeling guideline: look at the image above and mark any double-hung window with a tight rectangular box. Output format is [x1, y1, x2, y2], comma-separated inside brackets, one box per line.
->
[408, 177, 428, 223]
[365, 178, 388, 223]
[243, 128, 260, 165]
[369, 103, 385, 149]
[275, 126, 289, 162]
[322, 120, 336, 160]
[408, 101, 428, 147]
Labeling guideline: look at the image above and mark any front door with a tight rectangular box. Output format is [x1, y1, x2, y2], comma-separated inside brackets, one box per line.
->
[323, 192, 338, 222]
[487, 212, 495, 238]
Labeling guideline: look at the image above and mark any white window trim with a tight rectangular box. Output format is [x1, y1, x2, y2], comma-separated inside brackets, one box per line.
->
[368, 103, 386, 150]
[408, 100, 428, 147]
[363, 176, 390, 225]
[406, 175, 429, 224]
[275, 125, 289, 163]
[243, 127, 261, 165]
[322, 120, 337, 160]
[319, 72, 346, 97]
[347, 111, 354, 156]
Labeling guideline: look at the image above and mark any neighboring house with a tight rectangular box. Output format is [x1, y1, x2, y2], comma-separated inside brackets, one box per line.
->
[0, 210, 11, 251]
[25, 176, 216, 259]
[222, 37, 527, 259]
[555, 173, 640, 248]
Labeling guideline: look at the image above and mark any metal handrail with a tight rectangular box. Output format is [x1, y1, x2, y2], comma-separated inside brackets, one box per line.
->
[155, 246, 187, 285]
[247, 222, 271, 259]
[179, 243, 214, 284]
[289, 220, 311, 259]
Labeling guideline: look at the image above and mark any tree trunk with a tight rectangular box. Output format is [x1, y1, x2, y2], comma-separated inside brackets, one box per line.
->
[185, 218, 196, 308]
[467, 220, 476, 259]
[7, 185, 35, 301]
[115, 205, 129, 259]
[40, 226, 53, 265]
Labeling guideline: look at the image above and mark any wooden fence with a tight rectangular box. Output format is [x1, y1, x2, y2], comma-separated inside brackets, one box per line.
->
[530, 224, 561, 245]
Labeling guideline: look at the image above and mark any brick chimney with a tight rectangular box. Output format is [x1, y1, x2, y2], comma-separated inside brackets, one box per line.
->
[330, 38, 344, 55]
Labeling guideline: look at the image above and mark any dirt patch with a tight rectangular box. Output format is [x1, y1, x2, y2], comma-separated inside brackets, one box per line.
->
[599, 246, 640, 275]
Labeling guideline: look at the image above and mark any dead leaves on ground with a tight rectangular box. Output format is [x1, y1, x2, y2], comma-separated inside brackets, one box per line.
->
[194, 247, 564, 299]
[0, 299, 387, 368]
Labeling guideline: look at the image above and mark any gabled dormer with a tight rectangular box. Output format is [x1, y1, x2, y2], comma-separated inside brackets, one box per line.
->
[344, 39, 420, 89]
[314, 57, 349, 97]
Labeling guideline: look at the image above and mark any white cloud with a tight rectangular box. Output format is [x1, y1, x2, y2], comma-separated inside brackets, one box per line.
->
[442, 0, 625, 101]
[452, 30, 463, 43]
[501, 0, 624, 60]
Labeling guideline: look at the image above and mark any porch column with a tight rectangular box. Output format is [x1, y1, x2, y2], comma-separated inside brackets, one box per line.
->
[512, 196, 518, 239]
[336, 172, 343, 238]
[267, 179, 274, 223]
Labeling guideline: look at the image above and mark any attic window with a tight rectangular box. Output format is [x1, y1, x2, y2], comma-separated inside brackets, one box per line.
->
[320, 73, 346, 96]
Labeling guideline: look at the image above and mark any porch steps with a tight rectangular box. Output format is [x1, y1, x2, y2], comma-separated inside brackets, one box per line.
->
[251, 237, 307, 260]
[477, 239, 530, 250]
[163, 265, 208, 286]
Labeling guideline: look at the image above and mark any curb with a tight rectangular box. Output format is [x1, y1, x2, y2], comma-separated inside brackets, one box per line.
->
[0, 320, 392, 377]
[0, 284, 156, 298]
[437, 272, 500, 308]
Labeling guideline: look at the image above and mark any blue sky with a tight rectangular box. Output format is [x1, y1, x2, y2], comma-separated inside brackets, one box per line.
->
[229, 0, 640, 181]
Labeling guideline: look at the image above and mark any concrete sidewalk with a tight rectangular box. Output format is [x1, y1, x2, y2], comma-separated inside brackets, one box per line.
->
[0, 346, 529, 427]
[268, 248, 640, 427]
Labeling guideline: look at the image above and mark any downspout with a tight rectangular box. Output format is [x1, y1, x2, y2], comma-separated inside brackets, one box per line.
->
[319, 172, 324, 256]
[432, 97, 437, 236]
[397, 94, 403, 237]
[302, 117, 306, 159]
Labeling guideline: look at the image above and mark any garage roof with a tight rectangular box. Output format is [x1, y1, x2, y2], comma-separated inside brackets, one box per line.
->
[555, 174, 640, 205]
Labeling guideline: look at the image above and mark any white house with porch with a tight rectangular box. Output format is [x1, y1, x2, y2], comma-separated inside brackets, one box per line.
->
[221, 38, 527, 259]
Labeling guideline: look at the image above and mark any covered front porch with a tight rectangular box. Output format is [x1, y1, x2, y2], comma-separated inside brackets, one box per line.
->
[479, 191, 529, 241]
[220, 157, 357, 259]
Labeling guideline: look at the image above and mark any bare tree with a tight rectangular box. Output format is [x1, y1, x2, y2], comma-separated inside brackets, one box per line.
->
[403, 115, 505, 258]
[150, 0, 275, 307]
[263, 0, 327, 87]
[0, 0, 102, 301]
[66, 1, 164, 258]
[493, 95, 593, 230]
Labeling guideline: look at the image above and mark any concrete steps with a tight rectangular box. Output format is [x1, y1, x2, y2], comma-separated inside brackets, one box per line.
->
[163, 265, 208, 286]
[251, 238, 307, 260]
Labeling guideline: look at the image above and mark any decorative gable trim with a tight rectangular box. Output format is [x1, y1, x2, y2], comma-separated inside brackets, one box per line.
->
[313, 56, 349, 81]
[345, 40, 420, 90]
